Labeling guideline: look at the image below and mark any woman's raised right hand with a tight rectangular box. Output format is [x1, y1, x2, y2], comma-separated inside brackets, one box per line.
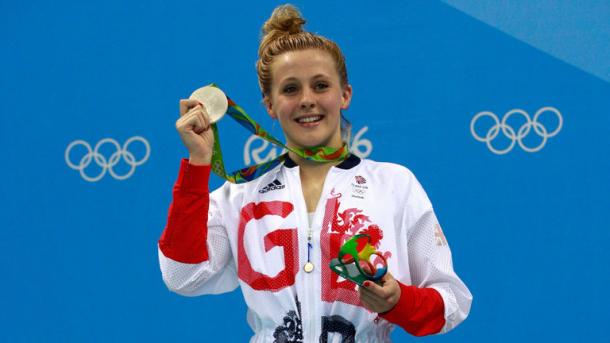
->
[175, 99, 215, 165]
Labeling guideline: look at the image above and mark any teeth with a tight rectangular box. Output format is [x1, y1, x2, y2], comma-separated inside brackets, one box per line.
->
[297, 116, 322, 123]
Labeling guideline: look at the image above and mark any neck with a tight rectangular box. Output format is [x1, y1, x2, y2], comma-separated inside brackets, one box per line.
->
[288, 151, 341, 179]
[285, 136, 346, 177]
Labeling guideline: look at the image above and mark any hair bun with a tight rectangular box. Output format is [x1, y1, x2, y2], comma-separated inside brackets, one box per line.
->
[262, 4, 306, 35]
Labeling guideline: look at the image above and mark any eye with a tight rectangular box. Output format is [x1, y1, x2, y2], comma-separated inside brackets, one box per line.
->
[314, 82, 329, 91]
[282, 84, 298, 94]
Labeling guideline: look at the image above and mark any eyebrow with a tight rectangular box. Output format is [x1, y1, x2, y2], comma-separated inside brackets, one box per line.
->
[279, 74, 331, 84]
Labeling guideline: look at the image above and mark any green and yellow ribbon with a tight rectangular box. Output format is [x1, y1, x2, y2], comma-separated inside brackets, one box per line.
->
[209, 85, 349, 184]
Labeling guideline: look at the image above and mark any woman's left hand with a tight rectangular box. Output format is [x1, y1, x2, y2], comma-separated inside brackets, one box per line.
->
[358, 272, 401, 313]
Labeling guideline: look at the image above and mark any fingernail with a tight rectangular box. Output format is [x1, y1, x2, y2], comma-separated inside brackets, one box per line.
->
[363, 281, 371, 287]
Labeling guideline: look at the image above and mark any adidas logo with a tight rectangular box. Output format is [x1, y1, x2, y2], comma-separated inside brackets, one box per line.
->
[259, 179, 286, 193]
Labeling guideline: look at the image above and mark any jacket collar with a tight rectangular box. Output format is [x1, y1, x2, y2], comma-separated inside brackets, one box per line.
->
[283, 153, 361, 170]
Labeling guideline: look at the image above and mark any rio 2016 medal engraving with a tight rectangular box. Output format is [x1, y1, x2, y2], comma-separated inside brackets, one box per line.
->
[189, 85, 228, 123]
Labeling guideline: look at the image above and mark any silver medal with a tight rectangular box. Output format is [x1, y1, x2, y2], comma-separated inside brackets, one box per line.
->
[304, 262, 314, 273]
[189, 85, 228, 123]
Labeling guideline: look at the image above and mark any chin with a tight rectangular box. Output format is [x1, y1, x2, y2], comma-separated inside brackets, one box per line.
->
[288, 130, 342, 149]
[296, 136, 334, 148]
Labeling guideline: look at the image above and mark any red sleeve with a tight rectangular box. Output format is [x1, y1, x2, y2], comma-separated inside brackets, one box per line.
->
[378, 281, 446, 336]
[158, 159, 212, 264]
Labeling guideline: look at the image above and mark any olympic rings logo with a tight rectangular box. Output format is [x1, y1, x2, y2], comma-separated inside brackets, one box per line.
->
[470, 107, 562, 155]
[65, 136, 150, 182]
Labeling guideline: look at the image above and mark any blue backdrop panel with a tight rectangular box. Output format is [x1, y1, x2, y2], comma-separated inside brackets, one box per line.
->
[1, 0, 609, 342]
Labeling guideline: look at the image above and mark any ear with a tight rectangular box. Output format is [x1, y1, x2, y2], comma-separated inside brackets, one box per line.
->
[341, 84, 353, 110]
[263, 95, 277, 119]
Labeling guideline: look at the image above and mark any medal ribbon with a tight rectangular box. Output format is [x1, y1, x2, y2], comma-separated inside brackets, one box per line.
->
[209, 86, 349, 184]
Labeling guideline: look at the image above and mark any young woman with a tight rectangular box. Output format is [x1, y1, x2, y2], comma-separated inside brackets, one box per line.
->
[159, 5, 471, 342]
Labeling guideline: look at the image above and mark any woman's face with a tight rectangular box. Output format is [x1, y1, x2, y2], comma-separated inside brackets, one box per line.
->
[264, 49, 352, 150]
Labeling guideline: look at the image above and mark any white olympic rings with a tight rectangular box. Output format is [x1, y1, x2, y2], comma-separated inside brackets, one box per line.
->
[470, 107, 562, 154]
[65, 136, 150, 182]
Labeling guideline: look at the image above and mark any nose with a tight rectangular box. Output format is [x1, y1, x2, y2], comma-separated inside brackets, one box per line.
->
[300, 88, 316, 111]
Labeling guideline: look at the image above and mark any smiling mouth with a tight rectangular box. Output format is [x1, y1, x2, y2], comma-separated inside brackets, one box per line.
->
[295, 115, 324, 124]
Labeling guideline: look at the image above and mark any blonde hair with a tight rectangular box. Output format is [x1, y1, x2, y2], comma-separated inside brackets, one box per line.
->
[256, 4, 349, 97]
[256, 4, 352, 143]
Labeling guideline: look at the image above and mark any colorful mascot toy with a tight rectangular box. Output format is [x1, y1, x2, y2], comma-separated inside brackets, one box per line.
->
[329, 234, 388, 286]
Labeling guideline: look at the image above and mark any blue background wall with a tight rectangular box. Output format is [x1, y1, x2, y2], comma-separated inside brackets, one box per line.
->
[2, 0, 609, 341]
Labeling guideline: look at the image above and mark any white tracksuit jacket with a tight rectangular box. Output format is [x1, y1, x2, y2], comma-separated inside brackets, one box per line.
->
[159, 155, 472, 342]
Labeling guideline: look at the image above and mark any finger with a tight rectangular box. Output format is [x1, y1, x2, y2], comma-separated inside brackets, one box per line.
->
[183, 102, 210, 124]
[359, 287, 381, 303]
[176, 108, 198, 127]
[359, 286, 389, 306]
[369, 272, 397, 293]
[179, 99, 202, 116]
[177, 109, 205, 133]
[359, 290, 385, 312]
[358, 295, 375, 311]
[189, 111, 207, 134]
[195, 106, 211, 129]
[184, 109, 210, 134]
[362, 280, 388, 298]
[381, 272, 395, 283]
[358, 288, 376, 306]
[360, 286, 399, 314]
